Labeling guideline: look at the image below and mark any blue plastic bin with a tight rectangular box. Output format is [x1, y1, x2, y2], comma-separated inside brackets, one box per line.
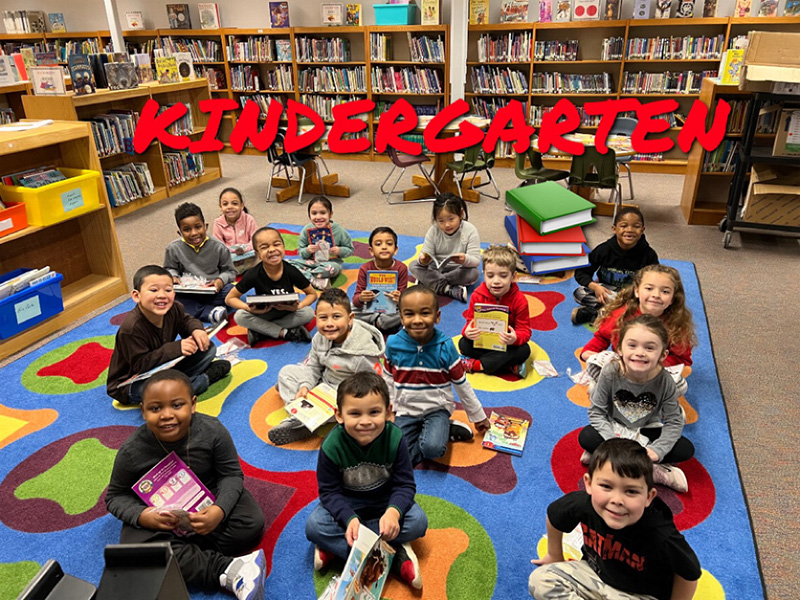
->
[0, 269, 64, 339]
[373, 4, 417, 24]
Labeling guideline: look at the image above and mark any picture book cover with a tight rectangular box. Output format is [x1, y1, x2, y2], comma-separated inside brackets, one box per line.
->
[345, 3, 362, 25]
[67, 54, 96, 95]
[501, 0, 529, 22]
[555, 0, 572, 21]
[474, 303, 510, 351]
[605, 0, 622, 19]
[104, 62, 139, 90]
[702, 0, 718, 16]
[133, 53, 155, 83]
[633, 0, 653, 17]
[308, 226, 335, 246]
[676, 0, 694, 16]
[198, 2, 221, 29]
[505, 181, 596, 235]
[512, 215, 586, 255]
[33, 51, 58, 66]
[757, 0, 778, 15]
[29, 67, 66, 96]
[330, 523, 395, 600]
[733, 0, 752, 16]
[365, 270, 398, 314]
[125, 11, 145, 29]
[155, 56, 180, 83]
[20, 48, 36, 73]
[785, 0, 800, 15]
[48, 13, 66, 32]
[469, 0, 489, 24]
[0, 56, 19, 86]
[421, 0, 440, 25]
[166, 3, 192, 29]
[482, 412, 530, 456]
[321, 3, 344, 26]
[27, 11, 47, 33]
[173, 51, 196, 81]
[654, 0, 672, 18]
[719, 49, 744, 85]
[284, 382, 337, 432]
[270, 1, 290, 27]
[539, 0, 553, 21]
[573, 0, 600, 19]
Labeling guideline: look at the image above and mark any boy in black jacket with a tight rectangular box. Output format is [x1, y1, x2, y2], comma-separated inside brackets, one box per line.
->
[572, 207, 658, 325]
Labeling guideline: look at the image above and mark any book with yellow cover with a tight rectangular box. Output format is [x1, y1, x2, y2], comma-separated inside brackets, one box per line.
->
[469, 0, 489, 24]
[155, 56, 179, 84]
[473, 303, 510, 352]
[719, 49, 744, 85]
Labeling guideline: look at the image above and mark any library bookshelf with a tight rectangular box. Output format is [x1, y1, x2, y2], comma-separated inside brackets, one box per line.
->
[21, 80, 222, 219]
[0, 81, 32, 122]
[0, 121, 128, 360]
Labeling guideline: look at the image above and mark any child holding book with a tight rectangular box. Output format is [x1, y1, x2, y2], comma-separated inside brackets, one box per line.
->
[529, 438, 700, 600]
[460, 245, 532, 378]
[165, 202, 237, 325]
[105, 369, 266, 600]
[225, 227, 317, 346]
[386, 286, 491, 465]
[352, 226, 408, 335]
[572, 207, 658, 325]
[410, 193, 481, 303]
[305, 372, 427, 589]
[291, 195, 354, 290]
[272, 288, 388, 445]
[212, 187, 258, 274]
[580, 315, 695, 492]
[106, 265, 231, 406]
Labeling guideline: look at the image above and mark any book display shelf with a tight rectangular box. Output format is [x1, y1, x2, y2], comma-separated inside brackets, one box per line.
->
[22, 80, 222, 219]
[0, 121, 127, 360]
[0, 81, 32, 122]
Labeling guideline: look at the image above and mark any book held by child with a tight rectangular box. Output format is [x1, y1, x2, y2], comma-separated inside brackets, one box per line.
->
[473, 303, 510, 352]
[283, 382, 337, 432]
[364, 270, 398, 315]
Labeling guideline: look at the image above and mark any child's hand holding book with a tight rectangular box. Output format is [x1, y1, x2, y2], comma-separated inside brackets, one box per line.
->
[379, 507, 401, 541]
[359, 289, 377, 303]
[498, 327, 518, 346]
[139, 506, 180, 531]
[188, 504, 225, 535]
[346, 517, 361, 546]
[464, 319, 481, 340]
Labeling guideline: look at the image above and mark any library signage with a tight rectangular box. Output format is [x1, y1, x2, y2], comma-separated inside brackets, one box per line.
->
[133, 97, 731, 156]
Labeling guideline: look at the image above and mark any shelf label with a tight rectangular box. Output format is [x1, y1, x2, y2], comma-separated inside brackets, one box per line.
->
[0, 218, 12, 233]
[61, 188, 84, 213]
[15, 296, 41, 325]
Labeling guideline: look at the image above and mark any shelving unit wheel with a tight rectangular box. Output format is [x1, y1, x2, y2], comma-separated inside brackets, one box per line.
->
[718, 218, 727, 233]
[723, 230, 732, 249]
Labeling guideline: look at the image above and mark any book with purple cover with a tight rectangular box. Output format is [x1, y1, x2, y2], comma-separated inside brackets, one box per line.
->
[132, 451, 216, 512]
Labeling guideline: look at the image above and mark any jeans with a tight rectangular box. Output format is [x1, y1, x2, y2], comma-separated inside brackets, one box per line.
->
[128, 344, 216, 405]
[305, 501, 428, 560]
[395, 409, 452, 466]
[177, 284, 233, 322]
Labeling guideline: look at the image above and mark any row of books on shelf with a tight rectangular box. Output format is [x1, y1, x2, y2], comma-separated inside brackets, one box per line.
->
[724, 99, 779, 134]
[478, 32, 532, 63]
[300, 93, 358, 121]
[226, 37, 292, 63]
[161, 36, 223, 62]
[239, 93, 282, 115]
[1, 10, 47, 34]
[297, 66, 366, 93]
[534, 40, 579, 62]
[1, 165, 67, 188]
[530, 72, 614, 94]
[470, 66, 529, 95]
[295, 37, 350, 63]
[408, 35, 446, 64]
[164, 151, 205, 186]
[199, 65, 226, 90]
[104, 163, 157, 207]
[702, 139, 740, 172]
[621, 70, 717, 94]
[625, 35, 724, 60]
[229, 64, 292, 92]
[0, 108, 16, 124]
[599, 36, 625, 61]
[371, 66, 443, 94]
[374, 100, 441, 117]
[88, 111, 139, 157]
[160, 103, 195, 136]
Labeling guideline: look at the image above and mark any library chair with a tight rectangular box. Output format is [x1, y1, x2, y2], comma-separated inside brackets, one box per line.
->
[439, 143, 500, 201]
[514, 148, 570, 187]
[609, 116, 637, 200]
[568, 146, 623, 218]
[265, 129, 325, 204]
[380, 146, 440, 204]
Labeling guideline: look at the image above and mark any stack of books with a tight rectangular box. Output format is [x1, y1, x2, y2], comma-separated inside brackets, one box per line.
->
[504, 181, 594, 276]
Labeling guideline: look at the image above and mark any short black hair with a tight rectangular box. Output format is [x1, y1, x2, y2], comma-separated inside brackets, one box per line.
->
[175, 202, 204, 227]
[252, 226, 283, 251]
[399, 285, 438, 312]
[318, 288, 351, 313]
[369, 226, 398, 246]
[336, 371, 390, 410]
[614, 206, 645, 226]
[133, 265, 172, 291]
[588, 438, 655, 490]
[140, 369, 193, 402]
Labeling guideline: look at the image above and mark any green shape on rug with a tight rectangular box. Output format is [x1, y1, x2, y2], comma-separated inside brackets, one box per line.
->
[21, 336, 116, 395]
[14, 438, 117, 514]
[0, 561, 42, 600]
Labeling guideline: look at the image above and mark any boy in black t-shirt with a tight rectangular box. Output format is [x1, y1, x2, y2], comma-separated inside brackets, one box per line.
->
[529, 439, 700, 600]
[225, 227, 318, 346]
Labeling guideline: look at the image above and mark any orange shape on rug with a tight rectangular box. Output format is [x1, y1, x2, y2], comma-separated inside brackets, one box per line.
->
[382, 527, 469, 600]
[0, 403, 58, 451]
[250, 386, 328, 450]
[431, 410, 493, 468]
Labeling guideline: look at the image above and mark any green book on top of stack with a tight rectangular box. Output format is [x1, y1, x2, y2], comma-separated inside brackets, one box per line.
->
[506, 181, 596, 235]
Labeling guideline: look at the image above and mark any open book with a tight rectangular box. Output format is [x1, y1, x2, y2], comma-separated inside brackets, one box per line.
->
[319, 523, 395, 600]
[422, 253, 458, 270]
[284, 382, 337, 432]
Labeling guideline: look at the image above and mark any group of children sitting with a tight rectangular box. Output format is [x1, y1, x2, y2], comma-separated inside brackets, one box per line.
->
[103, 192, 702, 600]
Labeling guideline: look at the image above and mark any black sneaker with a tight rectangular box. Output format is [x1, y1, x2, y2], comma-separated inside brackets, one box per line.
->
[571, 306, 596, 325]
[268, 416, 314, 445]
[391, 543, 422, 589]
[206, 360, 231, 384]
[449, 420, 474, 442]
[247, 329, 267, 347]
[284, 326, 312, 343]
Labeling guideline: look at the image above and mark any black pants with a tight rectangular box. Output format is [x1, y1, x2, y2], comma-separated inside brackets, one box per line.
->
[119, 489, 264, 591]
[578, 425, 695, 464]
[458, 337, 531, 375]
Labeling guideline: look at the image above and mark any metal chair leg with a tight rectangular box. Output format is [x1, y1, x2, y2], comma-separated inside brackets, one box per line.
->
[297, 165, 307, 205]
[418, 163, 441, 196]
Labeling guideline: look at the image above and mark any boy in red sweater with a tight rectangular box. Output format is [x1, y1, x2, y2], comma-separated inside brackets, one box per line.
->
[459, 245, 532, 378]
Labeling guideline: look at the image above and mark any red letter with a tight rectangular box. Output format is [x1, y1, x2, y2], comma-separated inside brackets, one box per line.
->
[584, 98, 640, 153]
[284, 99, 325, 153]
[631, 100, 677, 154]
[424, 99, 483, 154]
[328, 99, 374, 154]
[134, 99, 189, 153]
[229, 99, 284, 153]
[482, 100, 535, 154]
[677, 99, 731, 153]
[374, 98, 420, 155]
[189, 98, 237, 153]
[538, 99, 582, 155]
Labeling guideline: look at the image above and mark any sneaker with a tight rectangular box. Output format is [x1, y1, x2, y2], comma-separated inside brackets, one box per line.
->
[571, 306, 596, 325]
[391, 543, 422, 589]
[311, 276, 330, 290]
[209, 306, 227, 325]
[449, 420, 474, 442]
[268, 416, 314, 445]
[449, 285, 468, 303]
[314, 546, 335, 572]
[220, 549, 265, 600]
[206, 360, 231, 385]
[247, 329, 267, 347]
[653, 463, 688, 493]
[461, 357, 480, 374]
[579, 450, 592, 465]
[509, 360, 527, 379]
[284, 326, 312, 343]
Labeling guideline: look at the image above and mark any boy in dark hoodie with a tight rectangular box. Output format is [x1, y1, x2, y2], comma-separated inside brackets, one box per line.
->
[571, 207, 659, 325]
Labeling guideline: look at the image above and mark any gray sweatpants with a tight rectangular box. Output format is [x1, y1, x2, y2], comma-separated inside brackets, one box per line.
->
[353, 308, 402, 333]
[409, 260, 479, 295]
[529, 560, 658, 600]
[234, 306, 315, 340]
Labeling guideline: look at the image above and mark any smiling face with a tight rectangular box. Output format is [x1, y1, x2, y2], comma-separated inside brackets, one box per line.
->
[177, 215, 208, 247]
[584, 461, 656, 530]
[369, 231, 398, 268]
[308, 202, 332, 229]
[619, 323, 668, 382]
[315, 300, 353, 344]
[400, 290, 440, 345]
[335, 390, 388, 446]
[612, 212, 645, 250]
[635, 272, 675, 317]
[435, 207, 462, 236]
[141, 379, 197, 443]
[254, 229, 286, 268]
[132, 274, 175, 323]
[484, 262, 514, 299]
[220, 191, 244, 225]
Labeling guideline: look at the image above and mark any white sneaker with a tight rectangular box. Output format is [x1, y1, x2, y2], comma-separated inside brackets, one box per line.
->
[653, 463, 688, 493]
[220, 549, 265, 600]
[579, 450, 591, 465]
[209, 306, 227, 325]
[312, 276, 330, 290]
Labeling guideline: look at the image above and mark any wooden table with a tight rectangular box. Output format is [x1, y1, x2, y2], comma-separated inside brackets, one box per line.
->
[270, 134, 351, 203]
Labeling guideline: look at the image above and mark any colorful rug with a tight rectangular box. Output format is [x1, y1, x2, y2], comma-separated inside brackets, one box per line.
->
[0, 224, 763, 600]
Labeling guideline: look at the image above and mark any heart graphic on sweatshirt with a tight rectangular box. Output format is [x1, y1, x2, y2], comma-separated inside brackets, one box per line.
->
[613, 390, 658, 423]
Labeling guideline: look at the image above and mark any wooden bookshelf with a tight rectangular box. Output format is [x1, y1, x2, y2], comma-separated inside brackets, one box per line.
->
[0, 121, 127, 360]
[0, 81, 32, 122]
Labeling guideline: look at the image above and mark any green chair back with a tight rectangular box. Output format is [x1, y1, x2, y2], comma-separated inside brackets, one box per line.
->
[568, 146, 618, 189]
